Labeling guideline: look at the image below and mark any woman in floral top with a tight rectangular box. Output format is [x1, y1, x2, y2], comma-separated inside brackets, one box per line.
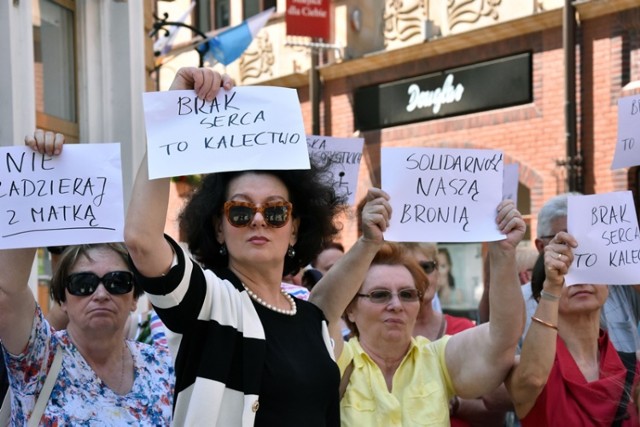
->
[0, 131, 174, 426]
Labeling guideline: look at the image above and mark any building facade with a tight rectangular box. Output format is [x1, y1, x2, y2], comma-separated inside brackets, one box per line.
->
[0, 0, 152, 309]
[170, 0, 640, 310]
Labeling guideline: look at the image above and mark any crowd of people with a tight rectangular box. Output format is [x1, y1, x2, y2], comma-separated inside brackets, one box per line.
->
[2, 66, 640, 426]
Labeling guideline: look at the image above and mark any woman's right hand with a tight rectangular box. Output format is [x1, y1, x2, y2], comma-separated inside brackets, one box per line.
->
[543, 231, 577, 293]
[25, 129, 65, 156]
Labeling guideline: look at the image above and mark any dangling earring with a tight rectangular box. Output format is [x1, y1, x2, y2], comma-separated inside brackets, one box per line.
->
[219, 243, 228, 256]
[287, 245, 296, 258]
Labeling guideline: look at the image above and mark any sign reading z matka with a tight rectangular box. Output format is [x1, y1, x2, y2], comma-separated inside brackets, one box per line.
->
[0, 144, 125, 249]
[143, 87, 311, 179]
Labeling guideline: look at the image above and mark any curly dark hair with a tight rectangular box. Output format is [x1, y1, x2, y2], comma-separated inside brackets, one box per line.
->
[50, 243, 143, 304]
[179, 164, 347, 276]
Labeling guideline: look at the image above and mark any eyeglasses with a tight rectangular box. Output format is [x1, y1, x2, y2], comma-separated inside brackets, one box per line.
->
[356, 288, 422, 304]
[224, 200, 293, 228]
[66, 271, 134, 297]
[419, 261, 438, 274]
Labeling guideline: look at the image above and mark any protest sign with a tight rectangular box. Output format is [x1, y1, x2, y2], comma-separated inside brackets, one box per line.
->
[381, 147, 505, 242]
[143, 87, 310, 179]
[503, 163, 519, 204]
[307, 135, 364, 205]
[0, 144, 124, 249]
[566, 191, 640, 285]
[611, 95, 640, 169]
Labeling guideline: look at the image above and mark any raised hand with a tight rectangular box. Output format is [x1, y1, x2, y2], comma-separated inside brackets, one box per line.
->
[543, 231, 577, 289]
[168, 67, 235, 101]
[360, 188, 392, 245]
[495, 199, 526, 250]
[25, 129, 64, 156]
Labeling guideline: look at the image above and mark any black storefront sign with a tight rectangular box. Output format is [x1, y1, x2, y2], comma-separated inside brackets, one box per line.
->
[354, 52, 532, 131]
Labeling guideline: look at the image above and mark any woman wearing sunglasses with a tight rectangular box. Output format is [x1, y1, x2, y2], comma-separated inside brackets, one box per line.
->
[125, 67, 365, 426]
[0, 131, 173, 425]
[310, 199, 525, 426]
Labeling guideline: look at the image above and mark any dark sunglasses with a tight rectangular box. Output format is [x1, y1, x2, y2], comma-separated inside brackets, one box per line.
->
[419, 261, 438, 274]
[224, 200, 292, 228]
[47, 246, 67, 255]
[66, 271, 134, 297]
[357, 288, 422, 304]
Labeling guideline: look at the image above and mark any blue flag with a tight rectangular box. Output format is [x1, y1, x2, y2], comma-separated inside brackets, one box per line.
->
[199, 7, 274, 66]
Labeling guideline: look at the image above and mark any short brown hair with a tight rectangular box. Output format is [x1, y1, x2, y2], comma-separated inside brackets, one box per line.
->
[344, 242, 428, 337]
[50, 243, 142, 304]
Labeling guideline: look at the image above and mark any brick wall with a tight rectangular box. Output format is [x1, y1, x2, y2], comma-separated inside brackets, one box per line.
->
[301, 9, 639, 248]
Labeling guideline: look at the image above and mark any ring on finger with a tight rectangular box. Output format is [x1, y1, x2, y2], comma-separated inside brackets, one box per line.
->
[556, 253, 562, 260]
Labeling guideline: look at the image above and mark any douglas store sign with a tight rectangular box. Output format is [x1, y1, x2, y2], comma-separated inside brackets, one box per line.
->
[354, 52, 532, 130]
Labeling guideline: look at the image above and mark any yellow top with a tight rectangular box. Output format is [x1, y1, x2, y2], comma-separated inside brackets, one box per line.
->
[338, 335, 454, 427]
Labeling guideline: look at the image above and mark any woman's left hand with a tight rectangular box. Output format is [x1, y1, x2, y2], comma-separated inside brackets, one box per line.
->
[495, 199, 526, 250]
[25, 129, 64, 156]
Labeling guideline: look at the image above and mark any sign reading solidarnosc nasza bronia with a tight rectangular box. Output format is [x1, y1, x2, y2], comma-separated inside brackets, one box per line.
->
[382, 147, 505, 243]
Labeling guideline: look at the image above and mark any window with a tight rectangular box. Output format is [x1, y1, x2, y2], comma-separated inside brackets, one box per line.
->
[215, 0, 230, 29]
[243, 0, 276, 19]
[33, 0, 78, 141]
[197, 0, 230, 31]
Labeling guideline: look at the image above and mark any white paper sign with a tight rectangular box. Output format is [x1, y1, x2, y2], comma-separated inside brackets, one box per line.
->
[611, 95, 640, 169]
[381, 147, 505, 242]
[306, 135, 364, 205]
[143, 87, 311, 179]
[566, 191, 640, 285]
[0, 144, 125, 249]
[503, 163, 519, 205]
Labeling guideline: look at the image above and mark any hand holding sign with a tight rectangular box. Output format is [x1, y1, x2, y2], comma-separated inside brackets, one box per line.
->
[542, 231, 578, 293]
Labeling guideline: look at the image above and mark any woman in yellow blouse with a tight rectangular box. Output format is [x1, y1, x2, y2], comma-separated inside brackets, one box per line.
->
[311, 190, 525, 425]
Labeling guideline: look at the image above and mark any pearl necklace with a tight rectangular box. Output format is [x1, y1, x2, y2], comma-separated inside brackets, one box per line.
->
[242, 283, 297, 316]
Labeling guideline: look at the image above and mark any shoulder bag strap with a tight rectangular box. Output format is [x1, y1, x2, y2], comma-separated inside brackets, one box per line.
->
[0, 389, 11, 427]
[27, 347, 63, 427]
[612, 351, 636, 427]
[339, 360, 355, 400]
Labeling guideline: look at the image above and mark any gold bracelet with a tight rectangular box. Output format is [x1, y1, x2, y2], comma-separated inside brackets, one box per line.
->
[541, 290, 561, 301]
[531, 316, 558, 331]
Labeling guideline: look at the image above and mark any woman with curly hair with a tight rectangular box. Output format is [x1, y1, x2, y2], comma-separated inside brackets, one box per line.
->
[125, 67, 365, 426]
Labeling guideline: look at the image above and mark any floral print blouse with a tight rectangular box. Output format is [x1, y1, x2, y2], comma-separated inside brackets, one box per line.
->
[4, 306, 174, 426]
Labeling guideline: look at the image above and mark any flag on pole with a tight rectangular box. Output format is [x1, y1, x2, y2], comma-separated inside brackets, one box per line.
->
[199, 7, 275, 66]
[153, 1, 197, 56]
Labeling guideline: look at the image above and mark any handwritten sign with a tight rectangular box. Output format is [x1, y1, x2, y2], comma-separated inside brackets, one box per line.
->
[611, 95, 640, 169]
[306, 135, 364, 205]
[566, 191, 640, 285]
[381, 147, 505, 242]
[143, 87, 311, 179]
[503, 163, 519, 205]
[0, 144, 125, 249]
